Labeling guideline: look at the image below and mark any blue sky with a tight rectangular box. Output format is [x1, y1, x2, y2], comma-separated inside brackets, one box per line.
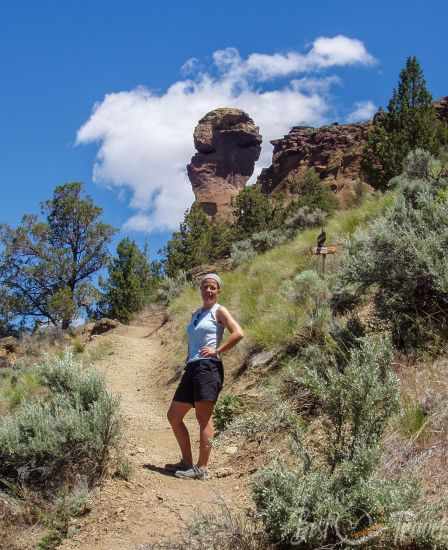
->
[1, 0, 447, 259]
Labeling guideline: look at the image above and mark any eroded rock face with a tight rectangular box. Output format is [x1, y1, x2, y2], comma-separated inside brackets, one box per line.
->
[187, 108, 262, 219]
[434, 96, 448, 122]
[258, 122, 371, 206]
[258, 97, 448, 205]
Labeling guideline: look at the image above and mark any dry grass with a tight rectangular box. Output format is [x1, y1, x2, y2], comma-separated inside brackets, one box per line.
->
[382, 356, 448, 504]
[137, 503, 272, 550]
[166, 194, 391, 369]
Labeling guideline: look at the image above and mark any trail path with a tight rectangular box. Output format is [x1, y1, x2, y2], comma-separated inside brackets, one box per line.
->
[60, 314, 248, 550]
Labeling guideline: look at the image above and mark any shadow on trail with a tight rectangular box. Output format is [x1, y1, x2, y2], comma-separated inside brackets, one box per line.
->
[142, 463, 176, 478]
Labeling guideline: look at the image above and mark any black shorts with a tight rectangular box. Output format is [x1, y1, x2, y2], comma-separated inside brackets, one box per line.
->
[173, 359, 224, 406]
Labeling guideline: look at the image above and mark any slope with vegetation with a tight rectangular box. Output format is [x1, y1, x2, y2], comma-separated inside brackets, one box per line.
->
[159, 148, 448, 549]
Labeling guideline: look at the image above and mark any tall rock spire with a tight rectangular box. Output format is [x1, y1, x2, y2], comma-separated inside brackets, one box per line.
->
[187, 108, 262, 219]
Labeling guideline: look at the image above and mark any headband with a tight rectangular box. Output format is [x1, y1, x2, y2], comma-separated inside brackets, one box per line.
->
[200, 273, 223, 289]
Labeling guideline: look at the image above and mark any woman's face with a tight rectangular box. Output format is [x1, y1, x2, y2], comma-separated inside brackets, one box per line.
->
[200, 279, 220, 307]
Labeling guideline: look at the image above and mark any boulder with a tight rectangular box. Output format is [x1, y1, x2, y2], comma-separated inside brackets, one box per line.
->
[0, 356, 11, 369]
[0, 336, 19, 354]
[247, 349, 277, 369]
[90, 318, 120, 336]
[187, 108, 262, 220]
[434, 96, 448, 122]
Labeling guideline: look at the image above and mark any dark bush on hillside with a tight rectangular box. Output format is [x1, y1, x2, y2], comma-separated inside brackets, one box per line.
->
[337, 150, 448, 350]
[0, 352, 121, 488]
[286, 168, 339, 216]
[213, 394, 242, 433]
[253, 335, 425, 548]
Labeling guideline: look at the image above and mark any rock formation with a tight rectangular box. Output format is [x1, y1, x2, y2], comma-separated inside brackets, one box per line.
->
[258, 122, 370, 205]
[187, 108, 262, 219]
[258, 96, 448, 205]
[434, 96, 448, 121]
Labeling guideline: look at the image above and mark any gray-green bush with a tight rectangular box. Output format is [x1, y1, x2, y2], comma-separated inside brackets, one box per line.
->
[157, 271, 193, 305]
[231, 208, 325, 267]
[253, 335, 425, 548]
[337, 150, 448, 349]
[0, 352, 121, 487]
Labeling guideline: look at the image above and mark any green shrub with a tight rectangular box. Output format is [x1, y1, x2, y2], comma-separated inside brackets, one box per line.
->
[253, 335, 423, 547]
[0, 370, 43, 410]
[250, 229, 288, 253]
[0, 352, 121, 487]
[280, 270, 332, 340]
[213, 394, 242, 433]
[231, 208, 325, 268]
[283, 206, 326, 231]
[220, 400, 296, 443]
[71, 336, 85, 354]
[37, 483, 92, 550]
[339, 150, 448, 350]
[396, 397, 428, 441]
[114, 456, 133, 481]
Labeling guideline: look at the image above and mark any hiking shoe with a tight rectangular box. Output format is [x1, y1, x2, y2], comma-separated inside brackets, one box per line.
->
[164, 459, 192, 472]
[174, 465, 208, 480]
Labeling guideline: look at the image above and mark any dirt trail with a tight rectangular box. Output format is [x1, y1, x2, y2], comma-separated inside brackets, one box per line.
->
[60, 314, 248, 550]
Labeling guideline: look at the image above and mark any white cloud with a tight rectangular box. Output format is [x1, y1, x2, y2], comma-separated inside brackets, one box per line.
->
[346, 100, 377, 123]
[77, 36, 377, 233]
[216, 36, 376, 81]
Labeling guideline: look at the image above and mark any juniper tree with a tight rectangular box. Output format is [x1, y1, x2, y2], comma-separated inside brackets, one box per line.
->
[0, 182, 116, 329]
[162, 203, 234, 278]
[232, 185, 282, 239]
[100, 238, 160, 323]
[362, 56, 448, 190]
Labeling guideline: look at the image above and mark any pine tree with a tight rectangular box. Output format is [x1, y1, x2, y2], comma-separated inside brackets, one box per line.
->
[362, 56, 448, 190]
[101, 238, 158, 323]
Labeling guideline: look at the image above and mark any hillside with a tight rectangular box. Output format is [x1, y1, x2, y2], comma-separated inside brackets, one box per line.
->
[2, 177, 448, 548]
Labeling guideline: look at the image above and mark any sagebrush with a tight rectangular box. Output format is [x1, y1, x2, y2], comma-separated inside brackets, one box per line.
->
[0, 351, 121, 488]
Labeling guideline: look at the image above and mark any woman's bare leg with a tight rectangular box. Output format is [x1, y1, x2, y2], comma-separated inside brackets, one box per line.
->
[167, 401, 193, 465]
[195, 400, 215, 468]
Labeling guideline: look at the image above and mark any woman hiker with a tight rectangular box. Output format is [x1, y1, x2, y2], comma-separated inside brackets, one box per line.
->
[166, 273, 244, 480]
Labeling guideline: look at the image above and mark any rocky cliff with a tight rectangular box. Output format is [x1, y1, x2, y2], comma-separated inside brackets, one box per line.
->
[434, 96, 448, 121]
[258, 96, 448, 204]
[187, 108, 262, 219]
[258, 122, 370, 205]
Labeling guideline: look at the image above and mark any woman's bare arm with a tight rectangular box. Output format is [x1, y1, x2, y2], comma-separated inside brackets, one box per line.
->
[200, 306, 244, 358]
